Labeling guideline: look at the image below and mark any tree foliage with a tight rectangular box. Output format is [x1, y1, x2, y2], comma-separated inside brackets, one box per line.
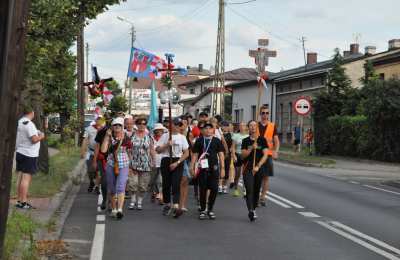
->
[108, 96, 128, 117]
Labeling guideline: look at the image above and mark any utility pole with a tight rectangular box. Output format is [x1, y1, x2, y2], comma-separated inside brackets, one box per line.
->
[117, 16, 136, 114]
[77, 25, 85, 144]
[86, 43, 89, 82]
[0, 0, 31, 256]
[300, 36, 307, 69]
[212, 0, 225, 116]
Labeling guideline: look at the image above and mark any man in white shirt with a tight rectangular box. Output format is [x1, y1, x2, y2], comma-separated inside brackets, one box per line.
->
[15, 107, 44, 209]
[156, 117, 189, 218]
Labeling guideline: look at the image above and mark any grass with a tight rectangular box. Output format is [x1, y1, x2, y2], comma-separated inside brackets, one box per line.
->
[4, 210, 39, 260]
[11, 146, 80, 198]
[279, 144, 336, 167]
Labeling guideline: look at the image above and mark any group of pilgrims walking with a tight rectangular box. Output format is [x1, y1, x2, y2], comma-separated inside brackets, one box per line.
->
[82, 105, 280, 221]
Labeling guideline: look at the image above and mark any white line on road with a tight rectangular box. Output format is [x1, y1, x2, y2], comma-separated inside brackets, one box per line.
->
[97, 206, 102, 213]
[268, 192, 305, 208]
[331, 221, 400, 255]
[96, 215, 105, 222]
[349, 181, 360, 185]
[298, 212, 321, 218]
[90, 224, 105, 260]
[268, 196, 291, 208]
[363, 185, 400, 196]
[64, 238, 92, 244]
[317, 221, 400, 260]
[97, 195, 103, 206]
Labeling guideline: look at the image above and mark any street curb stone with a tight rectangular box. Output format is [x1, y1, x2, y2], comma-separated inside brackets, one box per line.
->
[35, 159, 86, 241]
[277, 158, 324, 168]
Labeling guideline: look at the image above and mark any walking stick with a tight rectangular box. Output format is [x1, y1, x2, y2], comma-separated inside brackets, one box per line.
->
[252, 78, 263, 174]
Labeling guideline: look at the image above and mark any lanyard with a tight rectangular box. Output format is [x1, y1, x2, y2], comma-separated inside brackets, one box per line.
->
[203, 137, 213, 155]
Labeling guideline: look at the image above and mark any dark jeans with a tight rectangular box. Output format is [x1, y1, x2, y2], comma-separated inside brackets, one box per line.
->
[243, 169, 263, 211]
[198, 169, 219, 212]
[97, 160, 108, 204]
[161, 157, 183, 204]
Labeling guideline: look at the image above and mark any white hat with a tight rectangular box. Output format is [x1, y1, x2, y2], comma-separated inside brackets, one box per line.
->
[153, 123, 166, 131]
[112, 117, 124, 126]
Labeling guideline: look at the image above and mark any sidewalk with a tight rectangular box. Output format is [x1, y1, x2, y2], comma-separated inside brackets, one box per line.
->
[278, 149, 400, 184]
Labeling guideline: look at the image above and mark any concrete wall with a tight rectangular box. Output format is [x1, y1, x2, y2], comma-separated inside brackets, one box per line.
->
[231, 82, 272, 124]
[343, 59, 365, 88]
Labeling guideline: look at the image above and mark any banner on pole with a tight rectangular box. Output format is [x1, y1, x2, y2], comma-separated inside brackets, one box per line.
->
[127, 47, 168, 79]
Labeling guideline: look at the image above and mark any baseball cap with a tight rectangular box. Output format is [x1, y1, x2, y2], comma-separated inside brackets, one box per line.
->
[112, 117, 124, 126]
[199, 111, 208, 117]
[173, 117, 183, 125]
[153, 123, 166, 132]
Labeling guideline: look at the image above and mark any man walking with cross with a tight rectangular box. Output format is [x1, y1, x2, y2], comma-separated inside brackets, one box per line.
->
[249, 39, 280, 207]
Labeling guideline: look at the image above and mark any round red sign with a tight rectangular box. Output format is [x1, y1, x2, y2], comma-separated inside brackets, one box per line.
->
[294, 97, 312, 115]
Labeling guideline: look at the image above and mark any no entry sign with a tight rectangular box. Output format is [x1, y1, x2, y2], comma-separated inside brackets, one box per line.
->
[294, 97, 311, 115]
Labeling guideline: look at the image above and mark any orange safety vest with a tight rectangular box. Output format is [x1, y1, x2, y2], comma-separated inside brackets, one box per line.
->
[256, 122, 275, 156]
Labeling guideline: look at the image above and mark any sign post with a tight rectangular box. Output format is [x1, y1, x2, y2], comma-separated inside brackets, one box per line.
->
[294, 97, 312, 153]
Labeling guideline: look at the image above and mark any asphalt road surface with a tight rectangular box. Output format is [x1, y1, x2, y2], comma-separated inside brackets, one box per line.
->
[61, 163, 400, 260]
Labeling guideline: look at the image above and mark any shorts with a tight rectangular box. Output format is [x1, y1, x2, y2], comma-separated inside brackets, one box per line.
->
[182, 161, 191, 178]
[16, 152, 38, 175]
[294, 139, 300, 145]
[128, 169, 151, 193]
[261, 156, 274, 177]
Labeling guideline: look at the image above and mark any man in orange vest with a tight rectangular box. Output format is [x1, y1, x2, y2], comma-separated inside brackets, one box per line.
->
[257, 105, 280, 206]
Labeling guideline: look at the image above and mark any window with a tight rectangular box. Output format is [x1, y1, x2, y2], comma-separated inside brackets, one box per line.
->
[379, 73, 385, 80]
[189, 88, 195, 94]
[251, 105, 256, 121]
[279, 103, 283, 132]
[235, 109, 240, 123]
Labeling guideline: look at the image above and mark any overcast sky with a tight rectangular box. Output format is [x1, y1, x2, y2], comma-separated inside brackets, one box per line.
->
[84, 0, 399, 86]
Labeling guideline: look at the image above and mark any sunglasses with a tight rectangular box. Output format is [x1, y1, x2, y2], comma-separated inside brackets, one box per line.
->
[113, 124, 123, 127]
[137, 122, 147, 126]
[261, 111, 270, 115]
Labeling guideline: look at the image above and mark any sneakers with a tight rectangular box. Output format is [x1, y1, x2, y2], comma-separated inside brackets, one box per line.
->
[218, 186, 223, 194]
[199, 211, 207, 220]
[173, 209, 183, 218]
[128, 202, 136, 210]
[111, 209, 117, 218]
[248, 211, 255, 222]
[88, 182, 95, 193]
[116, 209, 124, 220]
[222, 186, 228, 194]
[233, 189, 240, 197]
[100, 201, 107, 210]
[254, 210, 258, 220]
[15, 201, 23, 208]
[259, 199, 266, 207]
[137, 203, 143, 210]
[162, 205, 171, 216]
[182, 208, 188, 212]
[16, 202, 34, 209]
[207, 211, 216, 220]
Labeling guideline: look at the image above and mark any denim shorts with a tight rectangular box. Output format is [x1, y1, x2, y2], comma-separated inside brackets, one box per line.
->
[182, 161, 191, 178]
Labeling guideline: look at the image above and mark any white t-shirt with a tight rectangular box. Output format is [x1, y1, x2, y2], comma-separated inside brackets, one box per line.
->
[153, 136, 164, 168]
[214, 128, 223, 140]
[83, 125, 98, 151]
[16, 116, 40, 157]
[158, 133, 189, 158]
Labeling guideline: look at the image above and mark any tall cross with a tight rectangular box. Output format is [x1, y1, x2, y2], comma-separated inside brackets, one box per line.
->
[249, 39, 277, 74]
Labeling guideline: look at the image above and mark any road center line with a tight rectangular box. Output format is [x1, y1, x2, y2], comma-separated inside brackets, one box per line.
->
[97, 194, 103, 206]
[317, 221, 400, 260]
[330, 221, 400, 255]
[268, 191, 304, 208]
[298, 212, 320, 218]
[363, 185, 400, 196]
[90, 224, 105, 260]
[96, 215, 106, 222]
[268, 196, 291, 208]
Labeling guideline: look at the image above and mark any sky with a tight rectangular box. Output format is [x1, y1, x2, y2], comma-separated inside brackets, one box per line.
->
[84, 0, 400, 86]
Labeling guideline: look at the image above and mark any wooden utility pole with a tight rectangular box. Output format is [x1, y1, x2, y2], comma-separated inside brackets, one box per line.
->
[77, 25, 85, 144]
[211, 0, 225, 116]
[0, 0, 31, 257]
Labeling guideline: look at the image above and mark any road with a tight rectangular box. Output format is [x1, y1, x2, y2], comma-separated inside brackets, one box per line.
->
[60, 163, 400, 260]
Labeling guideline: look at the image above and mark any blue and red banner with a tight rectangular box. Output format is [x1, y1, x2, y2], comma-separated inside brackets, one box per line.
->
[127, 47, 168, 79]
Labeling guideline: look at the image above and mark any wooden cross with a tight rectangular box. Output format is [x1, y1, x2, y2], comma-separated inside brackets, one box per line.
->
[249, 39, 277, 74]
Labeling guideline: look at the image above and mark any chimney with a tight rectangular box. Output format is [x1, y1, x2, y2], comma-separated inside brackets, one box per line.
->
[365, 46, 376, 56]
[350, 43, 360, 55]
[343, 50, 351, 57]
[198, 64, 203, 72]
[388, 39, 400, 50]
[306, 52, 317, 65]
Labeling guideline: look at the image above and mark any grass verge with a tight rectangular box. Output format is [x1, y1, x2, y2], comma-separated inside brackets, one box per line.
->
[11, 146, 80, 198]
[4, 210, 39, 260]
[279, 145, 336, 167]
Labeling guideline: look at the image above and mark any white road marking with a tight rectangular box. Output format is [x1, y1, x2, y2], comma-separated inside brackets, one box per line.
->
[64, 238, 92, 244]
[349, 181, 360, 185]
[96, 215, 105, 222]
[298, 212, 321, 218]
[268, 196, 291, 208]
[331, 221, 400, 255]
[268, 192, 305, 208]
[363, 185, 400, 196]
[97, 206, 102, 213]
[317, 221, 400, 260]
[90, 224, 105, 260]
[97, 195, 103, 206]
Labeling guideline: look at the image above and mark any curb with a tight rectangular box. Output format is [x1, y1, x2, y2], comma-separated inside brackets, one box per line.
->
[277, 158, 325, 168]
[35, 159, 86, 241]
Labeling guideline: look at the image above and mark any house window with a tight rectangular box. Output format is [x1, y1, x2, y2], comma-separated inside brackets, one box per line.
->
[279, 103, 283, 132]
[251, 105, 256, 121]
[235, 109, 240, 123]
[189, 88, 195, 94]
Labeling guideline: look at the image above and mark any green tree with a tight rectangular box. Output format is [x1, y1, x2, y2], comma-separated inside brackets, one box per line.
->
[108, 96, 128, 116]
[106, 80, 122, 96]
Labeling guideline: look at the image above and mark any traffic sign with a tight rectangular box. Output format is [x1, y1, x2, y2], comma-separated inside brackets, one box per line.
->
[294, 97, 311, 115]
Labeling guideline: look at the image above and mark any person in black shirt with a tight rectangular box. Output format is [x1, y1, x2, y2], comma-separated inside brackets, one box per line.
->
[219, 121, 233, 194]
[191, 121, 225, 220]
[241, 120, 270, 221]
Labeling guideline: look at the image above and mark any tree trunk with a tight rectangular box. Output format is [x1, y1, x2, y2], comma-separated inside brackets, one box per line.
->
[0, 0, 31, 256]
